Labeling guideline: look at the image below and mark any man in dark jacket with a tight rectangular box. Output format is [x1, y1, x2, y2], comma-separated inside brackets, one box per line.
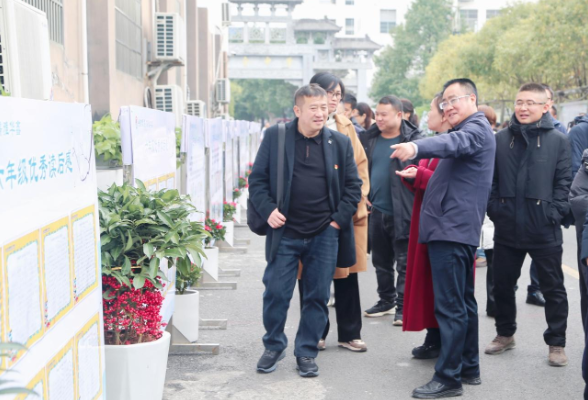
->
[569, 114, 588, 176]
[485, 83, 571, 368]
[249, 84, 362, 377]
[343, 93, 366, 135]
[391, 78, 495, 398]
[359, 95, 422, 325]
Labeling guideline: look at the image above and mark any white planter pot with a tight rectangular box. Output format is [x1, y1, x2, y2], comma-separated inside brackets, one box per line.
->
[203, 246, 219, 281]
[235, 205, 241, 224]
[173, 289, 199, 342]
[223, 221, 234, 247]
[240, 189, 248, 210]
[105, 331, 171, 400]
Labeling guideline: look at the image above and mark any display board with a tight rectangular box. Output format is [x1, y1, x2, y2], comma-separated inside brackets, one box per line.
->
[223, 121, 234, 205]
[207, 119, 224, 223]
[0, 97, 104, 399]
[182, 115, 206, 223]
[119, 105, 177, 325]
[238, 121, 250, 178]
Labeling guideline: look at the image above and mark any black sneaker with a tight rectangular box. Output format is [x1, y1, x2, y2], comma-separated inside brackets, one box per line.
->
[412, 343, 441, 359]
[256, 349, 285, 373]
[461, 375, 482, 385]
[296, 356, 319, 377]
[393, 312, 403, 326]
[526, 292, 546, 307]
[364, 301, 395, 317]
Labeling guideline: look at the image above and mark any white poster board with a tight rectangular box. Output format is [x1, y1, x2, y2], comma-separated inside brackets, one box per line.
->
[183, 115, 206, 223]
[232, 122, 240, 190]
[207, 119, 224, 224]
[224, 121, 234, 205]
[119, 105, 177, 325]
[239, 121, 250, 178]
[0, 97, 105, 399]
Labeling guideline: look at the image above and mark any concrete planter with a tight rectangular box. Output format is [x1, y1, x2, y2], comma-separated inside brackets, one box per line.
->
[223, 221, 234, 247]
[202, 246, 219, 281]
[96, 167, 123, 191]
[104, 331, 171, 400]
[172, 289, 199, 342]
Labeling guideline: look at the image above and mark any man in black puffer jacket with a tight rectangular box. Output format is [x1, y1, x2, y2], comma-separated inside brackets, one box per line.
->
[485, 83, 571, 367]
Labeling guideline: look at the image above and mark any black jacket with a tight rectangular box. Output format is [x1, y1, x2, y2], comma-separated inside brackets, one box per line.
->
[360, 120, 422, 240]
[488, 112, 572, 249]
[569, 149, 588, 244]
[568, 115, 588, 177]
[248, 119, 362, 268]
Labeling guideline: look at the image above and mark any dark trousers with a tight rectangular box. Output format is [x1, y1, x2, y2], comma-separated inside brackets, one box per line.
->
[262, 226, 339, 358]
[369, 209, 409, 309]
[485, 249, 495, 315]
[299, 272, 363, 342]
[493, 243, 568, 347]
[528, 260, 542, 294]
[425, 327, 441, 346]
[428, 241, 479, 386]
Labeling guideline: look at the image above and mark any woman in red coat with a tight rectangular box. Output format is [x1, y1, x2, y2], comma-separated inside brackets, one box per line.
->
[397, 93, 451, 359]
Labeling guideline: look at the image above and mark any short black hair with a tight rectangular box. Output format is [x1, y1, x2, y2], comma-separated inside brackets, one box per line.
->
[541, 83, 554, 100]
[442, 78, 478, 106]
[343, 94, 357, 109]
[294, 84, 327, 106]
[310, 72, 346, 100]
[378, 95, 403, 112]
[519, 82, 548, 96]
[551, 104, 558, 116]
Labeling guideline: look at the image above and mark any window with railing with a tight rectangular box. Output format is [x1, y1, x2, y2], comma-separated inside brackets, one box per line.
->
[380, 9, 396, 34]
[345, 18, 354, 35]
[115, 0, 142, 78]
[22, 0, 64, 44]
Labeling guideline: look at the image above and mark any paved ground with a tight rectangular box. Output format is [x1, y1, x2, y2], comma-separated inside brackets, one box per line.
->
[164, 224, 585, 400]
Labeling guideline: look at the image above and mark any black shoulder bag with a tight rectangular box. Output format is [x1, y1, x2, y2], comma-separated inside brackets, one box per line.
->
[247, 123, 285, 236]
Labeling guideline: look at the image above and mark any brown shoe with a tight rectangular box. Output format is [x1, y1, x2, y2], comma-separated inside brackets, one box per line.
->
[548, 346, 568, 367]
[485, 335, 516, 355]
[338, 339, 367, 352]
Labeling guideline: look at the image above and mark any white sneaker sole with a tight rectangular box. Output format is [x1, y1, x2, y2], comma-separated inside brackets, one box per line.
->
[364, 307, 396, 317]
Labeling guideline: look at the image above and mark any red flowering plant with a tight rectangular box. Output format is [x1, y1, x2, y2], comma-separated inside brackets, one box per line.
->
[233, 187, 242, 201]
[99, 181, 209, 344]
[244, 162, 253, 178]
[204, 216, 226, 247]
[223, 201, 238, 222]
[238, 176, 248, 189]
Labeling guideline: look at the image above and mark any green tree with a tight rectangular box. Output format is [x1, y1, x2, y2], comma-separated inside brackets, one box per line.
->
[230, 79, 297, 122]
[370, 0, 453, 105]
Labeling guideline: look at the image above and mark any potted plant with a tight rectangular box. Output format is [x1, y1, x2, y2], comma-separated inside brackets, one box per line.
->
[232, 189, 243, 223]
[94, 114, 124, 190]
[238, 176, 249, 210]
[173, 262, 203, 342]
[202, 216, 226, 280]
[99, 181, 208, 400]
[222, 201, 238, 246]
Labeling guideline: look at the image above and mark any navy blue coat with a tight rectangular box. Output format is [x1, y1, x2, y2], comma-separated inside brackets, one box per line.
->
[568, 115, 588, 177]
[413, 111, 496, 247]
[248, 119, 363, 268]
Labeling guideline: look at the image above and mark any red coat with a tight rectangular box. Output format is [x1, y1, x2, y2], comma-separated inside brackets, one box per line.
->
[401, 159, 439, 331]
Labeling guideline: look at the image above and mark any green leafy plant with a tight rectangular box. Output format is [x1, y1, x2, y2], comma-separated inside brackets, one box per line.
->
[0, 342, 35, 396]
[233, 187, 242, 201]
[204, 216, 226, 247]
[238, 176, 248, 189]
[93, 114, 122, 167]
[99, 181, 209, 291]
[223, 201, 237, 222]
[176, 262, 202, 295]
[0, 85, 10, 97]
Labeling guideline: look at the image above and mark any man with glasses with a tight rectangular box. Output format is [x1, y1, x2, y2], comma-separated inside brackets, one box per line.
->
[390, 78, 495, 398]
[484, 83, 571, 368]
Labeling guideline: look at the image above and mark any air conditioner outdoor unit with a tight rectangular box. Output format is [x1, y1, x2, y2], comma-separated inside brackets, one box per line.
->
[155, 85, 184, 127]
[154, 12, 186, 64]
[186, 100, 206, 117]
[215, 79, 230, 104]
[0, 0, 52, 100]
[221, 3, 231, 27]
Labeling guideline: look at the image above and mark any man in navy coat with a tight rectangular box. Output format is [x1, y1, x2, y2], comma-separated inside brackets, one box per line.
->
[248, 84, 362, 378]
[391, 78, 496, 398]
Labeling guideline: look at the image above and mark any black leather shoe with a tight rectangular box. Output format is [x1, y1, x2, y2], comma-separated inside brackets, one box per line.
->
[256, 349, 285, 373]
[461, 375, 482, 385]
[412, 343, 441, 359]
[296, 356, 319, 377]
[412, 380, 463, 398]
[526, 292, 546, 307]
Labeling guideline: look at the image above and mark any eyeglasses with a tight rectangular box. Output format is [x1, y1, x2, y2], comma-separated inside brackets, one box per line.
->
[514, 100, 546, 108]
[327, 90, 342, 99]
[439, 95, 470, 110]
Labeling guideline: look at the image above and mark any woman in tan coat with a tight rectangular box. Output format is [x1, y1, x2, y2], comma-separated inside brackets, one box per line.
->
[297, 72, 370, 352]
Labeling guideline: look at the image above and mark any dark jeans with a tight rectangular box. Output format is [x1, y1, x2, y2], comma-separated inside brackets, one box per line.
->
[485, 249, 495, 315]
[493, 243, 568, 347]
[428, 241, 479, 386]
[299, 272, 363, 342]
[369, 209, 409, 309]
[528, 261, 541, 294]
[425, 327, 441, 346]
[262, 226, 339, 358]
